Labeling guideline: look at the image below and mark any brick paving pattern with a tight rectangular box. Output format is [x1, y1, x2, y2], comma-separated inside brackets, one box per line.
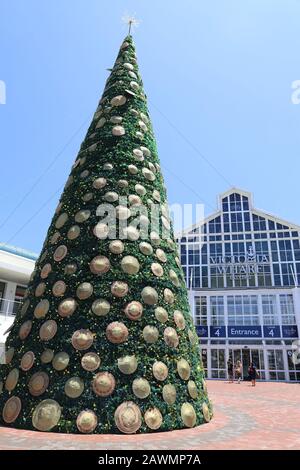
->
[0, 380, 299, 450]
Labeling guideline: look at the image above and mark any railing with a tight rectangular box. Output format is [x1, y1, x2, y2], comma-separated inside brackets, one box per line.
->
[0, 297, 21, 318]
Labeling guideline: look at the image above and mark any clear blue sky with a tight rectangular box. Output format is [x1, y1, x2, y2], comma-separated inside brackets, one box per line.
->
[1, 0, 300, 253]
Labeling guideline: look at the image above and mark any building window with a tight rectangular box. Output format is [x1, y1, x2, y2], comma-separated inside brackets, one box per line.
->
[293, 239, 300, 261]
[188, 266, 200, 288]
[262, 295, 278, 325]
[194, 296, 207, 326]
[188, 245, 200, 265]
[279, 294, 296, 324]
[252, 214, 267, 231]
[267, 349, 285, 381]
[13, 285, 26, 315]
[230, 212, 243, 232]
[202, 266, 208, 288]
[287, 350, 300, 381]
[0, 281, 6, 313]
[180, 243, 186, 265]
[210, 296, 225, 326]
[210, 267, 225, 288]
[279, 240, 293, 262]
[281, 263, 295, 286]
[227, 295, 259, 325]
[222, 197, 229, 212]
[211, 349, 226, 379]
[229, 192, 242, 212]
[209, 216, 221, 234]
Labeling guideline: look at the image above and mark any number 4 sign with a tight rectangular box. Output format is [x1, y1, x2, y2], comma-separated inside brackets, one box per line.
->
[263, 326, 281, 338]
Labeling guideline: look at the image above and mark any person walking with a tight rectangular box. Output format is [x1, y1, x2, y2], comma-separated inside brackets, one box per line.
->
[248, 362, 258, 386]
[235, 359, 242, 383]
[227, 358, 234, 383]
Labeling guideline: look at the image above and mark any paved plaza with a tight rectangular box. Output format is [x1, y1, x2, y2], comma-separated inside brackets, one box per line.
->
[0, 380, 299, 450]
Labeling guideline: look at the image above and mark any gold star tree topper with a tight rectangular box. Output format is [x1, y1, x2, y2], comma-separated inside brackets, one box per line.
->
[122, 14, 140, 35]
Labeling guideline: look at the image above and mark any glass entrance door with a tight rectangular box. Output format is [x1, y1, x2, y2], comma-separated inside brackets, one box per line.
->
[229, 348, 265, 380]
[231, 349, 248, 378]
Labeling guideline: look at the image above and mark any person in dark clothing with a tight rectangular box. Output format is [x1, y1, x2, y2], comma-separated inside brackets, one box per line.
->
[248, 362, 258, 386]
[227, 358, 234, 383]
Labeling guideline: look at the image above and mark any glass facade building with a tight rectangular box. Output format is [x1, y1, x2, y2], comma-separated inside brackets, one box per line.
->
[176, 189, 300, 382]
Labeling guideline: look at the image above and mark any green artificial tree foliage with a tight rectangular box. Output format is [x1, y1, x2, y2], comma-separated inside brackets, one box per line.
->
[0, 35, 212, 434]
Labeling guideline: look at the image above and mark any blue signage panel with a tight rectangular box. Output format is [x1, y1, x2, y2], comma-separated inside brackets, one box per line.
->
[196, 326, 208, 337]
[227, 326, 262, 338]
[210, 326, 226, 338]
[263, 325, 281, 338]
[282, 325, 299, 338]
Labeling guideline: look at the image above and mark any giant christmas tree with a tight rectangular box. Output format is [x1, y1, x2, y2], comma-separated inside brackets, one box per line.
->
[0, 35, 212, 434]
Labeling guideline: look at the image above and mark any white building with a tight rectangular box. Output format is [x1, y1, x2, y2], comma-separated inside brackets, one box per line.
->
[176, 188, 300, 382]
[0, 243, 37, 357]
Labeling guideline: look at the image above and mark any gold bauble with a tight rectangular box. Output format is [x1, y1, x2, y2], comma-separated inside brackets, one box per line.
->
[162, 384, 176, 405]
[76, 282, 93, 300]
[20, 351, 35, 371]
[81, 352, 101, 372]
[90, 256, 110, 275]
[58, 298, 77, 318]
[111, 281, 128, 298]
[92, 372, 116, 397]
[141, 286, 158, 305]
[121, 256, 140, 275]
[181, 403, 196, 428]
[5, 368, 19, 392]
[52, 352, 70, 371]
[117, 355, 138, 375]
[124, 301, 143, 321]
[153, 361, 168, 381]
[114, 402, 142, 434]
[28, 372, 49, 396]
[64, 377, 84, 398]
[71, 329, 94, 350]
[177, 359, 191, 381]
[32, 399, 61, 432]
[106, 322, 128, 344]
[144, 408, 163, 430]
[34, 299, 49, 319]
[187, 380, 198, 399]
[155, 306, 168, 323]
[164, 327, 179, 348]
[39, 320, 57, 341]
[76, 410, 98, 433]
[143, 325, 159, 344]
[132, 378, 151, 399]
[2, 396, 22, 424]
[91, 299, 110, 316]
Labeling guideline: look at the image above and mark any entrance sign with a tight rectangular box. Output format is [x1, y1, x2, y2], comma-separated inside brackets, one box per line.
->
[227, 326, 262, 338]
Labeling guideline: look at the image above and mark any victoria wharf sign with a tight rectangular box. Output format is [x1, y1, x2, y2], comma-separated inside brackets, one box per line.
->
[210, 247, 270, 279]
